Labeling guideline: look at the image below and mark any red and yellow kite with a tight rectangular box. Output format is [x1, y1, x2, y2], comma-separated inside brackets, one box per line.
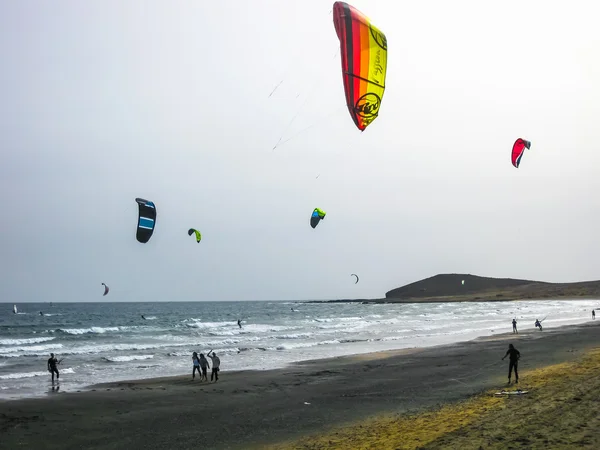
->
[333, 2, 388, 131]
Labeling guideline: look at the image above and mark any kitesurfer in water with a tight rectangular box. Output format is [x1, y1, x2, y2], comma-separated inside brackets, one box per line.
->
[593, 310, 596, 320]
[47, 353, 61, 383]
[39, 311, 44, 316]
[502, 344, 520, 384]
[207, 350, 220, 382]
[141, 315, 146, 320]
[512, 318, 518, 334]
[192, 352, 201, 380]
[535, 319, 542, 331]
[199, 353, 210, 381]
[237, 319, 242, 329]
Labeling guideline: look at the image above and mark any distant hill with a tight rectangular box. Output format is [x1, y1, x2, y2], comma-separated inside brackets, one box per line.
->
[384, 274, 600, 303]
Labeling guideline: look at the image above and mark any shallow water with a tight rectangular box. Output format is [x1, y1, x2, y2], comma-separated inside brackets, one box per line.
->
[0, 299, 597, 399]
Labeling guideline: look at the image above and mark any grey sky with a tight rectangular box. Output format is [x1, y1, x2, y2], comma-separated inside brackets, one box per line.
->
[1, 1, 599, 302]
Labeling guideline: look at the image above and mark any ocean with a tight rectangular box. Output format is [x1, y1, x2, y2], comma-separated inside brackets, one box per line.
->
[1, 299, 597, 400]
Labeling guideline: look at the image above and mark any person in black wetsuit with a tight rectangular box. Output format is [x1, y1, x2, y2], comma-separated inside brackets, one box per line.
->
[535, 319, 542, 331]
[512, 318, 518, 334]
[47, 353, 60, 383]
[593, 310, 596, 320]
[502, 344, 520, 384]
[237, 319, 242, 329]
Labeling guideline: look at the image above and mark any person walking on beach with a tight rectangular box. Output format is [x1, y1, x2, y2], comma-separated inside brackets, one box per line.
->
[502, 344, 520, 384]
[47, 353, 61, 383]
[199, 353, 210, 382]
[593, 310, 596, 320]
[192, 352, 202, 380]
[512, 318, 518, 334]
[207, 350, 220, 382]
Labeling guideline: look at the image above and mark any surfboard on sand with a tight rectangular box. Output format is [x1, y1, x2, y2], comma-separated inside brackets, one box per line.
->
[495, 389, 529, 396]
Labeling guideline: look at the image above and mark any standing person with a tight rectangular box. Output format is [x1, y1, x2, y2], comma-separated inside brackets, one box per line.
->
[47, 353, 61, 383]
[512, 318, 518, 334]
[502, 344, 520, 384]
[207, 350, 220, 382]
[237, 319, 242, 329]
[199, 353, 210, 382]
[593, 310, 596, 320]
[192, 352, 201, 380]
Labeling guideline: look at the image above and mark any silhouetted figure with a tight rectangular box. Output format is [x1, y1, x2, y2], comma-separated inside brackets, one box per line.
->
[512, 318, 518, 334]
[47, 353, 61, 383]
[502, 344, 520, 384]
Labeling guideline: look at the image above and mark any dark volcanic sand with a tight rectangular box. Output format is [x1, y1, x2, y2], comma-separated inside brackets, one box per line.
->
[1, 322, 599, 450]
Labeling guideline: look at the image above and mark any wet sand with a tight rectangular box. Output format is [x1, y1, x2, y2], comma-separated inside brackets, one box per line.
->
[1, 322, 599, 450]
[277, 339, 600, 449]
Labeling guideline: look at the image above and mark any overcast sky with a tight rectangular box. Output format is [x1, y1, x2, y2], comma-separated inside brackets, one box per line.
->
[1, 1, 600, 303]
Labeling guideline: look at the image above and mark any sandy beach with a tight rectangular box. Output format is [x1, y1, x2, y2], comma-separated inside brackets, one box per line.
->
[1, 321, 599, 450]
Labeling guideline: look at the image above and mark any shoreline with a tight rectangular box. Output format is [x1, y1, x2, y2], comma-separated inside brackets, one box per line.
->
[1, 315, 596, 403]
[1, 321, 599, 449]
[86, 319, 590, 391]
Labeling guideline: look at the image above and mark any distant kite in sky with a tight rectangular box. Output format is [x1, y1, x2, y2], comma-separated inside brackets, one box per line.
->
[351, 274, 359, 284]
[135, 198, 156, 243]
[310, 208, 326, 229]
[188, 228, 202, 243]
[511, 138, 531, 168]
[102, 283, 109, 296]
[333, 1, 388, 131]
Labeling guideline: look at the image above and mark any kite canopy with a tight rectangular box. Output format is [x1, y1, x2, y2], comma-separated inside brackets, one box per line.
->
[351, 273, 359, 284]
[333, 1, 388, 131]
[102, 283, 109, 296]
[511, 138, 531, 168]
[188, 228, 202, 243]
[135, 198, 156, 243]
[310, 208, 326, 229]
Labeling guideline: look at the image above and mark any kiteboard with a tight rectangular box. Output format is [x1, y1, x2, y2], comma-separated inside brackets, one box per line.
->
[494, 389, 528, 396]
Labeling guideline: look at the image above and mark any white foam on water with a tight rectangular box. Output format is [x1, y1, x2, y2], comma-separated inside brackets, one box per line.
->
[0, 367, 74, 380]
[104, 355, 154, 362]
[0, 337, 55, 346]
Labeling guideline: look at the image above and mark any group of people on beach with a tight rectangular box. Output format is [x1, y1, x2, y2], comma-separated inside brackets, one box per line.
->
[192, 350, 220, 382]
[505, 310, 597, 384]
[511, 318, 545, 334]
[44, 350, 222, 384]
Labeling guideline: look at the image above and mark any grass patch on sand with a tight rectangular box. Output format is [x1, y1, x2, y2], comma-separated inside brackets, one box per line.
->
[269, 347, 600, 449]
